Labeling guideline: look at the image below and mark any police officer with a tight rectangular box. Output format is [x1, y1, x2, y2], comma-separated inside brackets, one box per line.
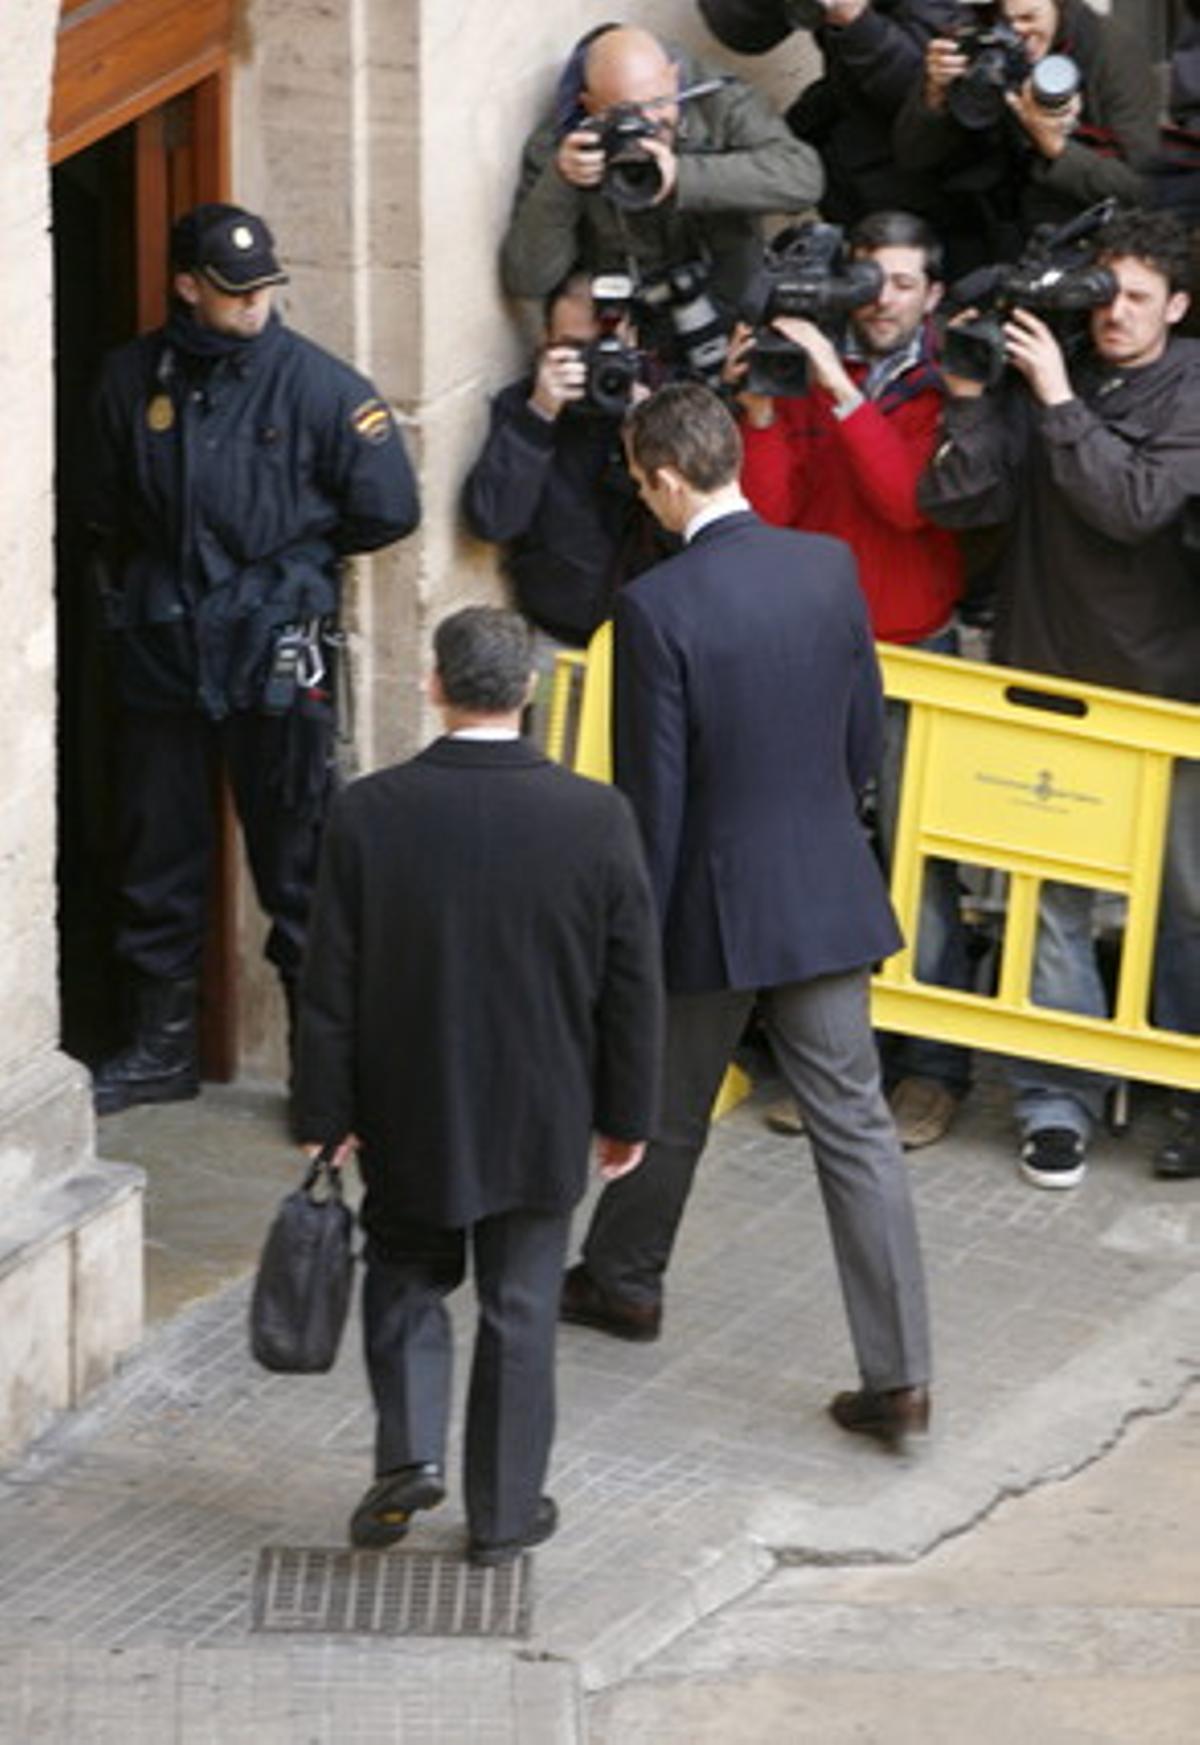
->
[84, 203, 420, 1116]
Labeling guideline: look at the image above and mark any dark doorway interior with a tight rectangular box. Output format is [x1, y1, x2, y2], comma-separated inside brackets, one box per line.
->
[53, 129, 138, 1066]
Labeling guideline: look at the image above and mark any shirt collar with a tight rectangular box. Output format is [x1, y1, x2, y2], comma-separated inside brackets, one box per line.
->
[449, 726, 521, 741]
[842, 328, 926, 401]
[684, 493, 750, 545]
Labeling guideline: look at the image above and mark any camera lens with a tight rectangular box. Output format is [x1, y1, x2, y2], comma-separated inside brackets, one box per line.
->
[1031, 53, 1081, 113]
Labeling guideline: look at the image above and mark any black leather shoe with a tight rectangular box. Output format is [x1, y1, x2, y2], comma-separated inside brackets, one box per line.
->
[829, 1384, 931, 1452]
[560, 1263, 661, 1342]
[1155, 1115, 1200, 1179]
[93, 975, 200, 1117]
[349, 1463, 445, 1550]
[468, 1496, 558, 1568]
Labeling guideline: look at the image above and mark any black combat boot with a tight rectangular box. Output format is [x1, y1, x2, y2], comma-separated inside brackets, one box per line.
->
[92, 976, 200, 1116]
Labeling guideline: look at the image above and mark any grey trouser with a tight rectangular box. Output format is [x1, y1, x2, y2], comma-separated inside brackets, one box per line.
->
[581, 969, 931, 1392]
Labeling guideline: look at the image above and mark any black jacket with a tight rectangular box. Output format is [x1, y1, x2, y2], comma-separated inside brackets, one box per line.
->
[613, 510, 901, 994]
[917, 340, 1200, 702]
[293, 737, 663, 1232]
[85, 315, 420, 716]
[701, 0, 960, 223]
[462, 382, 671, 645]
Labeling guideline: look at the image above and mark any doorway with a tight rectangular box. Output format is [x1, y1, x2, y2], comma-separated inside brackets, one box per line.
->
[52, 77, 238, 1079]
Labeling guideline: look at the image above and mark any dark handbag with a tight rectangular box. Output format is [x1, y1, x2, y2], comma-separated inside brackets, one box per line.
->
[249, 1145, 355, 1373]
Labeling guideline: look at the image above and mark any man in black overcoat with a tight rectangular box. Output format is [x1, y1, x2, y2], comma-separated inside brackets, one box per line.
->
[293, 608, 662, 1564]
[561, 383, 933, 1450]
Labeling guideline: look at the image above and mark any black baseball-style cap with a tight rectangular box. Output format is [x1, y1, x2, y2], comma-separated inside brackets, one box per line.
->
[170, 204, 289, 293]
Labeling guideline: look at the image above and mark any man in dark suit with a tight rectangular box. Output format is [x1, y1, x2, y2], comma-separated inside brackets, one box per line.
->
[561, 383, 932, 1449]
[293, 607, 662, 1564]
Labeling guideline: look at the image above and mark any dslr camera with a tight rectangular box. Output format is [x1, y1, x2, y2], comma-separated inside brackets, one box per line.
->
[572, 274, 642, 417]
[578, 104, 665, 211]
[739, 222, 884, 396]
[942, 200, 1118, 387]
[948, 3, 1081, 130]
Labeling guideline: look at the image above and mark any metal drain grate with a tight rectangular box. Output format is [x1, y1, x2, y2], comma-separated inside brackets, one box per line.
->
[251, 1547, 533, 1639]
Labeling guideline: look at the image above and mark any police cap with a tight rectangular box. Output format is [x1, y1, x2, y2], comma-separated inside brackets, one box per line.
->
[171, 204, 289, 293]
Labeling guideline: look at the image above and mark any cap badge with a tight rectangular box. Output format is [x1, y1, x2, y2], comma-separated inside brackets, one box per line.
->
[231, 224, 255, 250]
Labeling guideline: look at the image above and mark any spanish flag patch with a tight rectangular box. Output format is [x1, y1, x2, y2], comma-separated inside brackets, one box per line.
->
[350, 398, 394, 445]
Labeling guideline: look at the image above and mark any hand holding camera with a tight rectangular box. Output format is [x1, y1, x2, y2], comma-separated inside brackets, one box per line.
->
[557, 129, 608, 190]
[530, 345, 589, 419]
[924, 37, 970, 113]
[1005, 76, 1080, 159]
[1000, 307, 1074, 403]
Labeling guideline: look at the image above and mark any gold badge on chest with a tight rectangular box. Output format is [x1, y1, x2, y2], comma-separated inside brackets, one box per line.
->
[146, 393, 175, 433]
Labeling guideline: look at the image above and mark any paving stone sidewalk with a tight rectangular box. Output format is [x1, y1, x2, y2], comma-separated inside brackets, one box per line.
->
[1, 1071, 1197, 1742]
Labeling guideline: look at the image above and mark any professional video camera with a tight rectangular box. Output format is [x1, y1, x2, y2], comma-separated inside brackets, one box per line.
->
[572, 273, 642, 417]
[948, 3, 1081, 130]
[738, 222, 883, 395]
[941, 200, 1119, 387]
[576, 76, 728, 211]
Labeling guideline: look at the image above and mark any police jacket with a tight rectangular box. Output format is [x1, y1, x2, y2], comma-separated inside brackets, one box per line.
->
[893, 0, 1159, 268]
[86, 312, 420, 716]
[462, 381, 672, 646]
[917, 338, 1200, 703]
[498, 44, 823, 316]
[700, 0, 960, 224]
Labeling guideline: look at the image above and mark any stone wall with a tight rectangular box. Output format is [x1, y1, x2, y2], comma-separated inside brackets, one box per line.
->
[0, 0, 144, 1465]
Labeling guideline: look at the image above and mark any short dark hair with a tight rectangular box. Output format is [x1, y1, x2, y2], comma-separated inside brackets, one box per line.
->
[542, 270, 594, 327]
[625, 383, 742, 491]
[1095, 207, 1193, 295]
[848, 210, 943, 282]
[433, 607, 532, 714]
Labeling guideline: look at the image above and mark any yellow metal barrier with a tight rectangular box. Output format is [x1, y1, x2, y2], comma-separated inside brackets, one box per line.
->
[551, 630, 1199, 1093]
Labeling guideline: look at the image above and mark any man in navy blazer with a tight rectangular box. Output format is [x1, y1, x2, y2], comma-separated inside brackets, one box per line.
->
[561, 382, 932, 1449]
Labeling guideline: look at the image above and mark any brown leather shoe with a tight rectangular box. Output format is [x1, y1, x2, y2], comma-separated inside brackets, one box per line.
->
[560, 1263, 661, 1342]
[763, 1096, 805, 1136]
[829, 1384, 930, 1452]
[889, 1077, 959, 1150]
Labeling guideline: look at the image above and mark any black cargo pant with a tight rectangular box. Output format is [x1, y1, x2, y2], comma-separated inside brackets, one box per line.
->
[115, 705, 333, 982]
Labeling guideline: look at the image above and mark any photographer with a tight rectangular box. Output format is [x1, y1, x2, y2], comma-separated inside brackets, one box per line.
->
[919, 207, 1200, 1187]
[894, 0, 1159, 275]
[727, 211, 971, 1149]
[463, 274, 671, 674]
[698, 0, 960, 224]
[499, 24, 822, 325]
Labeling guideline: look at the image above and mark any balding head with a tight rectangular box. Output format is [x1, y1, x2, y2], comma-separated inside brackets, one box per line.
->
[583, 26, 679, 119]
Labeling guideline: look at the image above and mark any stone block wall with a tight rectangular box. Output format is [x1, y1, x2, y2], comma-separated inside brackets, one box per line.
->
[0, 0, 145, 1465]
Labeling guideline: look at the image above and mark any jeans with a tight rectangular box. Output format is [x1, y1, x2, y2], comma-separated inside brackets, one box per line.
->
[1011, 758, 1200, 1143]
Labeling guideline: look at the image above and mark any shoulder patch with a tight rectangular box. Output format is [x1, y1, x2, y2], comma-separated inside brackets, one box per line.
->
[350, 397, 394, 445]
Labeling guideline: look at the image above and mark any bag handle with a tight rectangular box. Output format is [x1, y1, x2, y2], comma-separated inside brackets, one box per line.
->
[302, 1141, 346, 1199]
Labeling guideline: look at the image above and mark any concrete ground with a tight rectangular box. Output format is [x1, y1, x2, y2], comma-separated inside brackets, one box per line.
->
[0, 1066, 1197, 1742]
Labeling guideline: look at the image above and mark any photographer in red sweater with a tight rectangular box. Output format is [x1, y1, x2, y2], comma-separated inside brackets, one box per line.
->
[729, 209, 969, 1148]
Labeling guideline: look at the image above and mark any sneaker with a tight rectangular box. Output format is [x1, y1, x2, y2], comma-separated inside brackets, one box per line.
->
[1020, 1127, 1087, 1190]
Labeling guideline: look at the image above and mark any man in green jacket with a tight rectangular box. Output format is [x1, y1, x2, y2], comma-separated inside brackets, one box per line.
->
[500, 24, 823, 327]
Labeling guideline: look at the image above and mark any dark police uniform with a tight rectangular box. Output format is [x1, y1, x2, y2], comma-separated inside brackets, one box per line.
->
[84, 209, 419, 1112]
